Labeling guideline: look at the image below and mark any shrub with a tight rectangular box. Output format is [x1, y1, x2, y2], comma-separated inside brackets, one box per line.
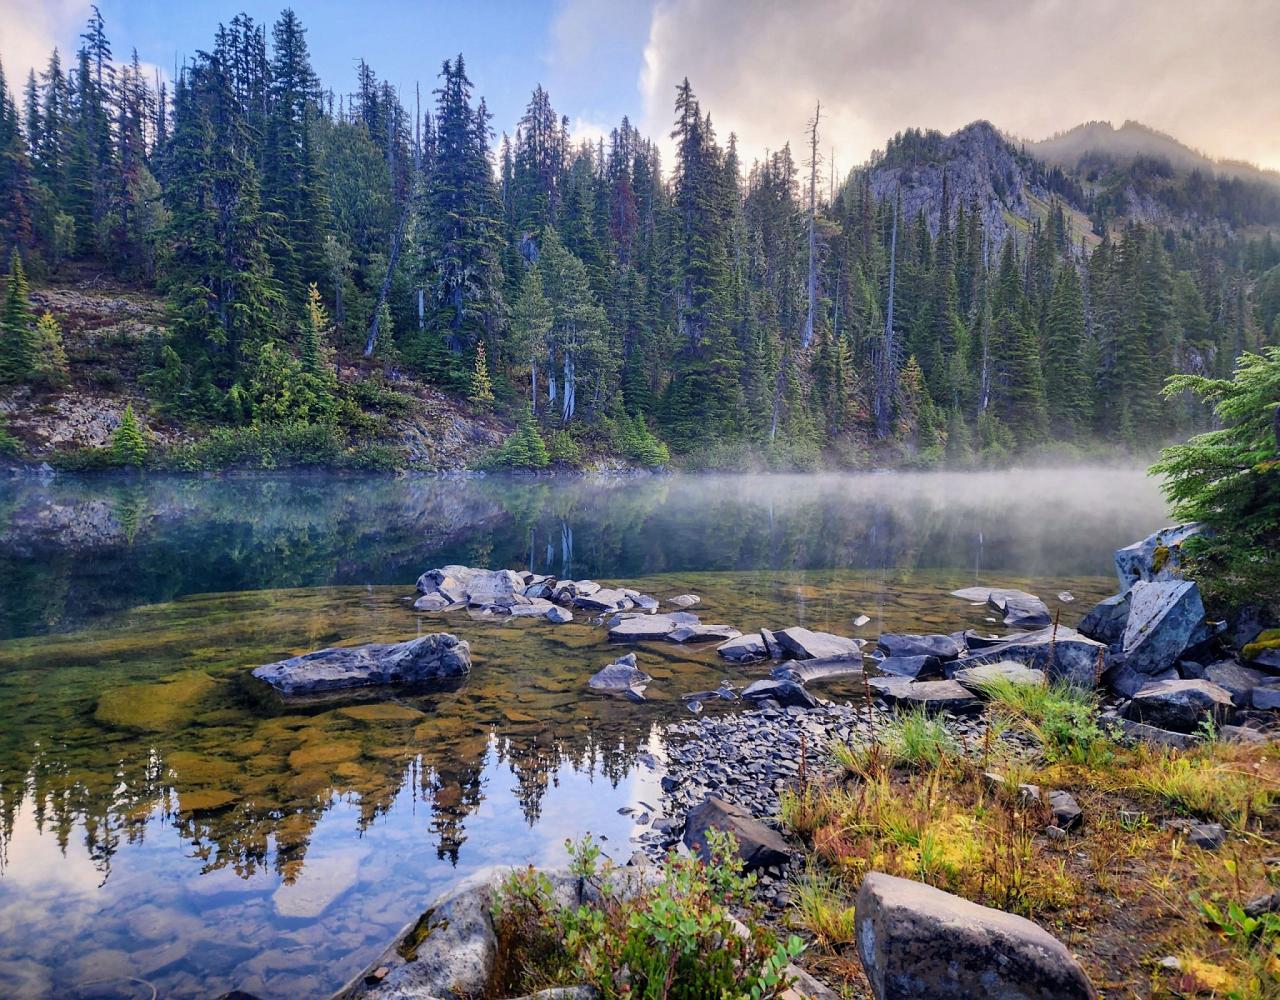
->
[545, 429, 582, 467]
[486, 412, 549, 470]
[491, 833, 804, 999]
[168, 422, 346, 471]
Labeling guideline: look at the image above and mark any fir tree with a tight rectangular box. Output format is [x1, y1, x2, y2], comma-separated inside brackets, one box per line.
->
[34, 310, 67, 382]
[111, 402, 147, 466]
[1044, 266, 1090, 438]
[0, 249, 36, 381]
[469, 342, 494, 406]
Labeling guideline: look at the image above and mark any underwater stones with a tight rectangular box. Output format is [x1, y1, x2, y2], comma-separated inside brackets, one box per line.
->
[740, 678, 819, 709]
[287, 740, 362, 769]
[1114, 523, 1202, 590]
[273, 851, 362, 919]
[252, 633, 471, 698]
[587, 653, 652, 698]
[1121, 580, 1208, 678]
[683, 796, 791, 871]
[717, 632, 770, 663]
[1125, 679, 1235, 733]
[337, 703, 426, 723]
[773, 626, 863, 660]
[666, 623, 742, 643]
[868, 677, 982, 713]
[772, 655, 865, 685]
[951, 660, 1047, 691]
[876, 633, 965, 661]
[94, 670, 218, 732]
[177, 788, 238, 813]
[1078, 591, 1132, 647]
[856, 873, 1097, 1000]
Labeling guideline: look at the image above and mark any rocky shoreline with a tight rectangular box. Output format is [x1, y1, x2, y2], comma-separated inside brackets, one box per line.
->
[238, 522, 1279, 1000]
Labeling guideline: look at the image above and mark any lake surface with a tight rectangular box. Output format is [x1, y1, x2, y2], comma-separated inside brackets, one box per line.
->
[0, 469, 1168, 999]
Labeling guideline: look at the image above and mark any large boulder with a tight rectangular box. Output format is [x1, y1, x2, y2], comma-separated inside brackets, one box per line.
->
[876, 634, 964, 661]
[1121, 581, 1207, 677]
[1114, 523, 1202, 590]
[1078, 591, 1131, 647]
[774, 626, 864, 660]
[855, 872, 1096, 1000]
[252, 634, 470, 697]
[683, 797, 791, 871]
[944, 626, 1105, 687]
[1125, 679, 1235, 733]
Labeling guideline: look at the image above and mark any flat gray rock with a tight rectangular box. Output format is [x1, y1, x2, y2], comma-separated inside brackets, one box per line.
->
[741, 678, 819, 709]
[588, 653, 652, 697]
[574, 588, 629, 612]
[1202, 660, 1265, 707]
[252, 634, 470, 697]
[666, 623, 742, 643]
[608, 614, 684, 642]
[774, 626, 863, 660]
[774, 655, 865, 685]
[945, 626, 1105, 687]
[545, 605, 573, 624]
[868, 677, 982, 713]
[668, 594, 701, 608]
[951, 587, 1050, 627]
[1126, 678, 1235, 733]
[875, 655, 943, 679]
[1114, 717, 1200, 750]
[876, 633, 964, 661]
[855, 872, 1097, 1000]
[952, 659, 1046, 691]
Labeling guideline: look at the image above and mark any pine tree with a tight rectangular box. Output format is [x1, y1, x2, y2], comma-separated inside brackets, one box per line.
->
[469, 342, 494, 406]
[507, 266, 552, 409]
[0, 249, 37, 381]
[111, 402, 147, 466]
[34, 310, 67, 382]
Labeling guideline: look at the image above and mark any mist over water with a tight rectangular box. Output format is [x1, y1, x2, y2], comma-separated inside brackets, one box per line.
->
[0, 467, 1168, 998]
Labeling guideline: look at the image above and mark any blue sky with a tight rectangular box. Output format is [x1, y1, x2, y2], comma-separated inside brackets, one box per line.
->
[4, 0, 1280, 172]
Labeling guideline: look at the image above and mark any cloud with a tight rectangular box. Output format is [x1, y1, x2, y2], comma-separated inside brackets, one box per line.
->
[0, 0, 90, 91]
[636, 0, 1280, 173]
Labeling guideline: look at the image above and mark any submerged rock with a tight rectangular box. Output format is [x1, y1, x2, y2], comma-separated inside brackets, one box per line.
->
[587, 653, 652, 698]
[252, 634, 470, 697]
[855, 872, 1097, 1000]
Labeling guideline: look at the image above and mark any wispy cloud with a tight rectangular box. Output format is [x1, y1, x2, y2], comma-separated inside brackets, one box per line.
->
[0, 0, 91, 90]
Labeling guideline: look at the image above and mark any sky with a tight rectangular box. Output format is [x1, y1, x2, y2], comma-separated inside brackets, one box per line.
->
[3, 0, 1279, 174]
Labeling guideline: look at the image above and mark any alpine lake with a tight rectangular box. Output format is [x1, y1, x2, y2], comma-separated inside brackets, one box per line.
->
[0, 468, 1169, 999]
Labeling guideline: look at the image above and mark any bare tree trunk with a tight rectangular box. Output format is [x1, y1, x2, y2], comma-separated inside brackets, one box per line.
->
[364, 204, 410, 357]
[802, 102, 821, 350]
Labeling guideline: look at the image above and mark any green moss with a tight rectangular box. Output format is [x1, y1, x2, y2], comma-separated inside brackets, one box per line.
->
[94, 671, 218, 731]
[1243, 629, 1280, 662]
[1151, 543, 1172, 575]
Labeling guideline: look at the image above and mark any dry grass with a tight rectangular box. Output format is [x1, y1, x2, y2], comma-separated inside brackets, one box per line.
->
[784, 718, 1280, 998]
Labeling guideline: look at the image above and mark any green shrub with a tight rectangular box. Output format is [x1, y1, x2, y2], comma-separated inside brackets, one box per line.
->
[168, 422, 347, 471]
[491, 832, 804, 1000]
[486, 413, 549, 470]
[0, 414, 19, 456]
[545, 429, 582, 467]
[111, 404, 148, 467]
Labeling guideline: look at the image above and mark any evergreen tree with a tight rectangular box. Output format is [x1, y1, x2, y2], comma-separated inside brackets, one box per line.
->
[1044, 265, 1090, 438]
[507, 265, 552, 410]
[111, 402, 147, 466]
[34, 310, 67, 382]
[469, 342, 494, 406]
[0, 249, 36, 381]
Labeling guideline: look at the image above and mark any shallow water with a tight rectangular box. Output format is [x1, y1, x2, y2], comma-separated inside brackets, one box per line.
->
[0, 469, 1167, 998]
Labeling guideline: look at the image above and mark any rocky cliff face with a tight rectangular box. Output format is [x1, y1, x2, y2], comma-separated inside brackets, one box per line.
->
[869, 121, 1042, 248]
